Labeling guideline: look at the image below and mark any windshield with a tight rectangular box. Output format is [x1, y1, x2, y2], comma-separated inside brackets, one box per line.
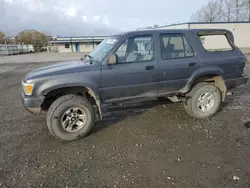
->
[89, 37, 120, 62]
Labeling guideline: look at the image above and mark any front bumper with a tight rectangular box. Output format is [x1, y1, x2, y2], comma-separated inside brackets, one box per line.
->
[21, 92, 45, 115]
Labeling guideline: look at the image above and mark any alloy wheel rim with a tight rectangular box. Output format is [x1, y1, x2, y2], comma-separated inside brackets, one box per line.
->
[61, 107, 86, 132]
[197, 92, 215, 112]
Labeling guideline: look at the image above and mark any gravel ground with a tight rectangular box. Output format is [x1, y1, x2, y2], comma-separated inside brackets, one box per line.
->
[0, 62, 250, 188]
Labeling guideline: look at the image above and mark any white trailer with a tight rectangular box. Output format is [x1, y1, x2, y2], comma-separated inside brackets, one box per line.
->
[0, 44, 36, 56]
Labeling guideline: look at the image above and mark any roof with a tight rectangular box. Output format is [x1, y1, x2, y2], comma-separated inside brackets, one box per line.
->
[155, 21, 250, 29]
[112, 28, 232, 36]
[49, 29, 234, 44]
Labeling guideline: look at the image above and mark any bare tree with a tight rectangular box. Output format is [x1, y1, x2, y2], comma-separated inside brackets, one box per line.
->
[206, 1, 219, 21]
[0, 31, 5, 43]
[191, 0, 250, 22]
[223, 0, 233, 21]
[231, 0, 246, 21]
[249, 0, 250, 20]
[243, 0, 250, 20]
[192, 0, 222, 22]
[191, 8, 203, 22]
[218, 0, 225, 21]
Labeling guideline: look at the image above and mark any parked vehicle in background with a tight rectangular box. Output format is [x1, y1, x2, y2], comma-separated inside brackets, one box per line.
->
[28, 45, 35, 53]
[21, 29, 248, 141]
[17, 45, 23, 54]
[7, 44, 18, 55]
[22, 44, 35, 53]
[0, 45, 7, 56]
[0, 44, 35, 56]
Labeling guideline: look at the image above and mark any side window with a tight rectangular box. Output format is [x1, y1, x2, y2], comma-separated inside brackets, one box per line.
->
[160, 34, 194, 60]
[65, 44, 69, 48]
[115, 40, 128, 63]
[198, 34, 233, 52]
[115, 36, 153, 63]
[183, 36, 194, 57]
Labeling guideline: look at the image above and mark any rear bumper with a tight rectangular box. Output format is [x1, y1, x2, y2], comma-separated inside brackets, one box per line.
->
[225, 75, 248, 90]
[21, 92, 45, 115]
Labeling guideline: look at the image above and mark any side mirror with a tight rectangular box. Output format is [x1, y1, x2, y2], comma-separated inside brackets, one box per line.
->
[80, 54, 88, 61]
[107, 54, 117, 65]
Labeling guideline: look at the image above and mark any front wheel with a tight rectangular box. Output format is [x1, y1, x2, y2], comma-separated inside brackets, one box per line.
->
[184, 83, 222, 119]
[46, 94, 95, 141]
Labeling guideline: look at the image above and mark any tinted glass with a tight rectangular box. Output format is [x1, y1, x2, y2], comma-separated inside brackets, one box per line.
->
[115, 36, 154, 63]
[160, 34, 194, 60]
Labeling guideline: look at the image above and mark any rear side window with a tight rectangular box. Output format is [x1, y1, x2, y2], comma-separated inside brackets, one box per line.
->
[160, 34, 194, 60]
[198, 34, 233, 52]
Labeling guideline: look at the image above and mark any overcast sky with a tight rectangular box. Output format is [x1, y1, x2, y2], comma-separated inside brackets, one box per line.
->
[0, 0, 208, 36]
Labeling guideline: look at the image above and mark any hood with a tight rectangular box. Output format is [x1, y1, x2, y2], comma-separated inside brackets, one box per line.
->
[24, 60, 94, 81]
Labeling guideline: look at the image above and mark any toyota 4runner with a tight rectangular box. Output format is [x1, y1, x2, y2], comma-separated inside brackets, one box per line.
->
[21, 29, 248, 141]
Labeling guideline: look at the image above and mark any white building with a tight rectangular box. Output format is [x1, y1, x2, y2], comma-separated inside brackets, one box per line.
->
[49, 36, 106, 53]
[140, 22, 250, 52]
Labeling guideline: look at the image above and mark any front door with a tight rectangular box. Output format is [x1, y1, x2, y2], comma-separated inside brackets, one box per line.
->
[100, 35, 158, 103]
[155, 32, 201, 95]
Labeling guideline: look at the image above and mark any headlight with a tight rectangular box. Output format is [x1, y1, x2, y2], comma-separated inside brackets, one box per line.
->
[22, 81, 34, 96]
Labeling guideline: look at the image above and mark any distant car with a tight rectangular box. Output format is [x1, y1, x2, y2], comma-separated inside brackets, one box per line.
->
[28, 45, 35, 53]
[40, 46, 47, 52]
[21, 29, 248, 141]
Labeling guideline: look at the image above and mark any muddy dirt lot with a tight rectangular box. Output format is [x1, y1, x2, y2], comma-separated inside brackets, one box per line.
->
[0, 62, 250, 188]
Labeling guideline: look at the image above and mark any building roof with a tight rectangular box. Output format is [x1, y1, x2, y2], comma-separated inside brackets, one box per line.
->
[50, 36, 107, 44]
[156, 21, 250, 28]
[137, 21, 250, 30]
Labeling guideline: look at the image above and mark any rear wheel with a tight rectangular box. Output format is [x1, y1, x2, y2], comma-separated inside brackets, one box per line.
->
[184, 83, 221, 119]
[46, 94, 95, 141]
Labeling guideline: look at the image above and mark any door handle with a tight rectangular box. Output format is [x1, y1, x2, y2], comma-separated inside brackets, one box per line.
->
[145, 65, 154, 71]
[189, 62, 196, 67]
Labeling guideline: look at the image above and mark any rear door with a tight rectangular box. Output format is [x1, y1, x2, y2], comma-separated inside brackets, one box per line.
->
[155, 32, 201, 95]
[100, 34, 158, 103]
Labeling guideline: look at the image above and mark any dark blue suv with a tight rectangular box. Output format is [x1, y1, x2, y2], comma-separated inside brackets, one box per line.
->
[21, 29, 248, 141]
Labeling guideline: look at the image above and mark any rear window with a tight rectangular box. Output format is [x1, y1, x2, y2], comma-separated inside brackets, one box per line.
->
[198, 34, 233, 52]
